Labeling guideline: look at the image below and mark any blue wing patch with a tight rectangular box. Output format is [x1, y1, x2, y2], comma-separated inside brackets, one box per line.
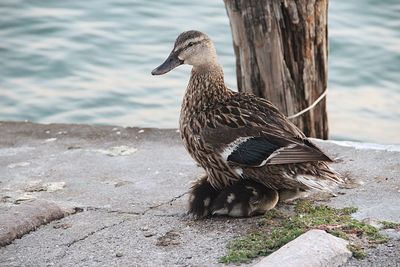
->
[227, 137, 280, 166]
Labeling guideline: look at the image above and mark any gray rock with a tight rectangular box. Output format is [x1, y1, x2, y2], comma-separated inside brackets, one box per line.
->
[253, 229, 352, 267]
[380, 229, 400, 240]
[0, 200, 70, 247]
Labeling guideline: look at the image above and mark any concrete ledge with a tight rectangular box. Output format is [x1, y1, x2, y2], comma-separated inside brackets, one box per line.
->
[254, 230, 352, 267]
[0, 200, 73, 247]
[0, 122, 399, 266]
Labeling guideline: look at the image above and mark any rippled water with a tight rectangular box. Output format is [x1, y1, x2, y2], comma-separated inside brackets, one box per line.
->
[1, 0, 399, 144]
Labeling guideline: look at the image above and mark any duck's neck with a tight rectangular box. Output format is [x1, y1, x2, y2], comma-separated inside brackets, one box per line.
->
[182, 63, 229, 113]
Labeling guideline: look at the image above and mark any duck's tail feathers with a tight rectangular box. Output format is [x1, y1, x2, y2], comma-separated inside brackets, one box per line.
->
[295, 163, 344, 192]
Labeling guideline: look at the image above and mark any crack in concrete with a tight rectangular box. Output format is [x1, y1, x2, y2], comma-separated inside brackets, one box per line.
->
[81, 191, 189, 216]
[153, 213, 183, 218]
[84, 206, 142, 215]
[143, 191, 189, 214]
[0, 191, 189, 250]
[65, 219, 127, 248]
[59, 192, 189, 249]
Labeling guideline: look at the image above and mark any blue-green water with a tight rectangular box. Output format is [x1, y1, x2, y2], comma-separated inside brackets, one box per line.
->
[1, 0, 399, 144]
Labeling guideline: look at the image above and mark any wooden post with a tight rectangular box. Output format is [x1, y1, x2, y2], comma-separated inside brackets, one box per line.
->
[224, 0, 329, 139]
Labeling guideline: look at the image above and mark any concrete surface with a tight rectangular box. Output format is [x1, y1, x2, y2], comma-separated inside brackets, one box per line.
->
[254, 229, 351, 267]
[0, 199, 77, 247]
[343, 238, 400, 267]
[0, 121, 399, 266]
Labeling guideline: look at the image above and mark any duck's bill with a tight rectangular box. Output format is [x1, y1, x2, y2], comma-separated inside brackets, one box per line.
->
[151, 52, 183, 75]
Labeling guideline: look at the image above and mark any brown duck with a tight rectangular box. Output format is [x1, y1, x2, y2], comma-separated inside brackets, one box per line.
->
[152, 30, 342, 218]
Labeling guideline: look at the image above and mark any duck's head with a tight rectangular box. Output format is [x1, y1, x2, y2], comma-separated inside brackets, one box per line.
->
[151, 30, 217, 75]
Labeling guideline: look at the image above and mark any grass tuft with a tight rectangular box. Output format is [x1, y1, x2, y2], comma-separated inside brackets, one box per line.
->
[348, 244, 367, 259]
[220, 200, 391, 264]
[380, 221, 400, 229]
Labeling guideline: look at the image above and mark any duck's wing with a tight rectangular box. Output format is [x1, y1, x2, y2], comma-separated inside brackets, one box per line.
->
[201, 94, 333, 167]
[223, 134, 332, 166]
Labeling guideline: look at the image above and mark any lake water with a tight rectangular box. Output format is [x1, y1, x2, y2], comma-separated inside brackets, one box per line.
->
[1, 0, 399, 144]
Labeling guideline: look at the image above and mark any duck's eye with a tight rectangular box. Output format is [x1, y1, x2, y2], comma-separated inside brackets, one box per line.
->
[188, 42, 194, 47]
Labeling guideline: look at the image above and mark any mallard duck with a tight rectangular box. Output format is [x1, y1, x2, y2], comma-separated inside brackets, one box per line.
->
[152, 30, 342, 218]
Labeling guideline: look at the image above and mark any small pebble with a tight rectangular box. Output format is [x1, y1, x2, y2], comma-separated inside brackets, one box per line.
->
[0, 196, 11, 203]
[53, 223, 72, 229]
[116, 252, 123, 257]
[144, 232, 154, 237]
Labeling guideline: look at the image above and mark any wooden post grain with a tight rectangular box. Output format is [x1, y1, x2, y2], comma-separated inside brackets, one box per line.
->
[224, 0, 329, 139]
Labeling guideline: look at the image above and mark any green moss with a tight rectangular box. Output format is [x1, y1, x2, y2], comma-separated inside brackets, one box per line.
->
[264, 209, 286, 220]
[329, 229, 349, 240]
[348, 244, 367, 259]
[345, 221, 388, 244]
[380, 221, 400, 229]
[219, 226, 305, 264]
[220, 200, 388, 264]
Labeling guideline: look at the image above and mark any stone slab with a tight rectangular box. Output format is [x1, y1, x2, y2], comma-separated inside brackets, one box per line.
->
[254, 230, 352, 267]
[0, 200, 70, 246]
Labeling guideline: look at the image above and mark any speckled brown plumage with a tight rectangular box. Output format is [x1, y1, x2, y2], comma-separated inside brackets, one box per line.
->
[152, 30, 342, 218]
[179, 67, 340, 191]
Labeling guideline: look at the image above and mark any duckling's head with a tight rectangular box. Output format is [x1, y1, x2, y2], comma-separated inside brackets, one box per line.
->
[152, 30, 217, 75]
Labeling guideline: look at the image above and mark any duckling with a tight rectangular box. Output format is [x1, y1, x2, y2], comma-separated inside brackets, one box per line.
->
[211, 180, 279, 217]
[152, 30, 342, 218]
[188, 174, 220, 218]
[188, 175, 278, 218]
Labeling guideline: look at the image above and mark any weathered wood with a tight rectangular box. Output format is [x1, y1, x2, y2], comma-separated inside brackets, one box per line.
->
[224, 0, 329, 139]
